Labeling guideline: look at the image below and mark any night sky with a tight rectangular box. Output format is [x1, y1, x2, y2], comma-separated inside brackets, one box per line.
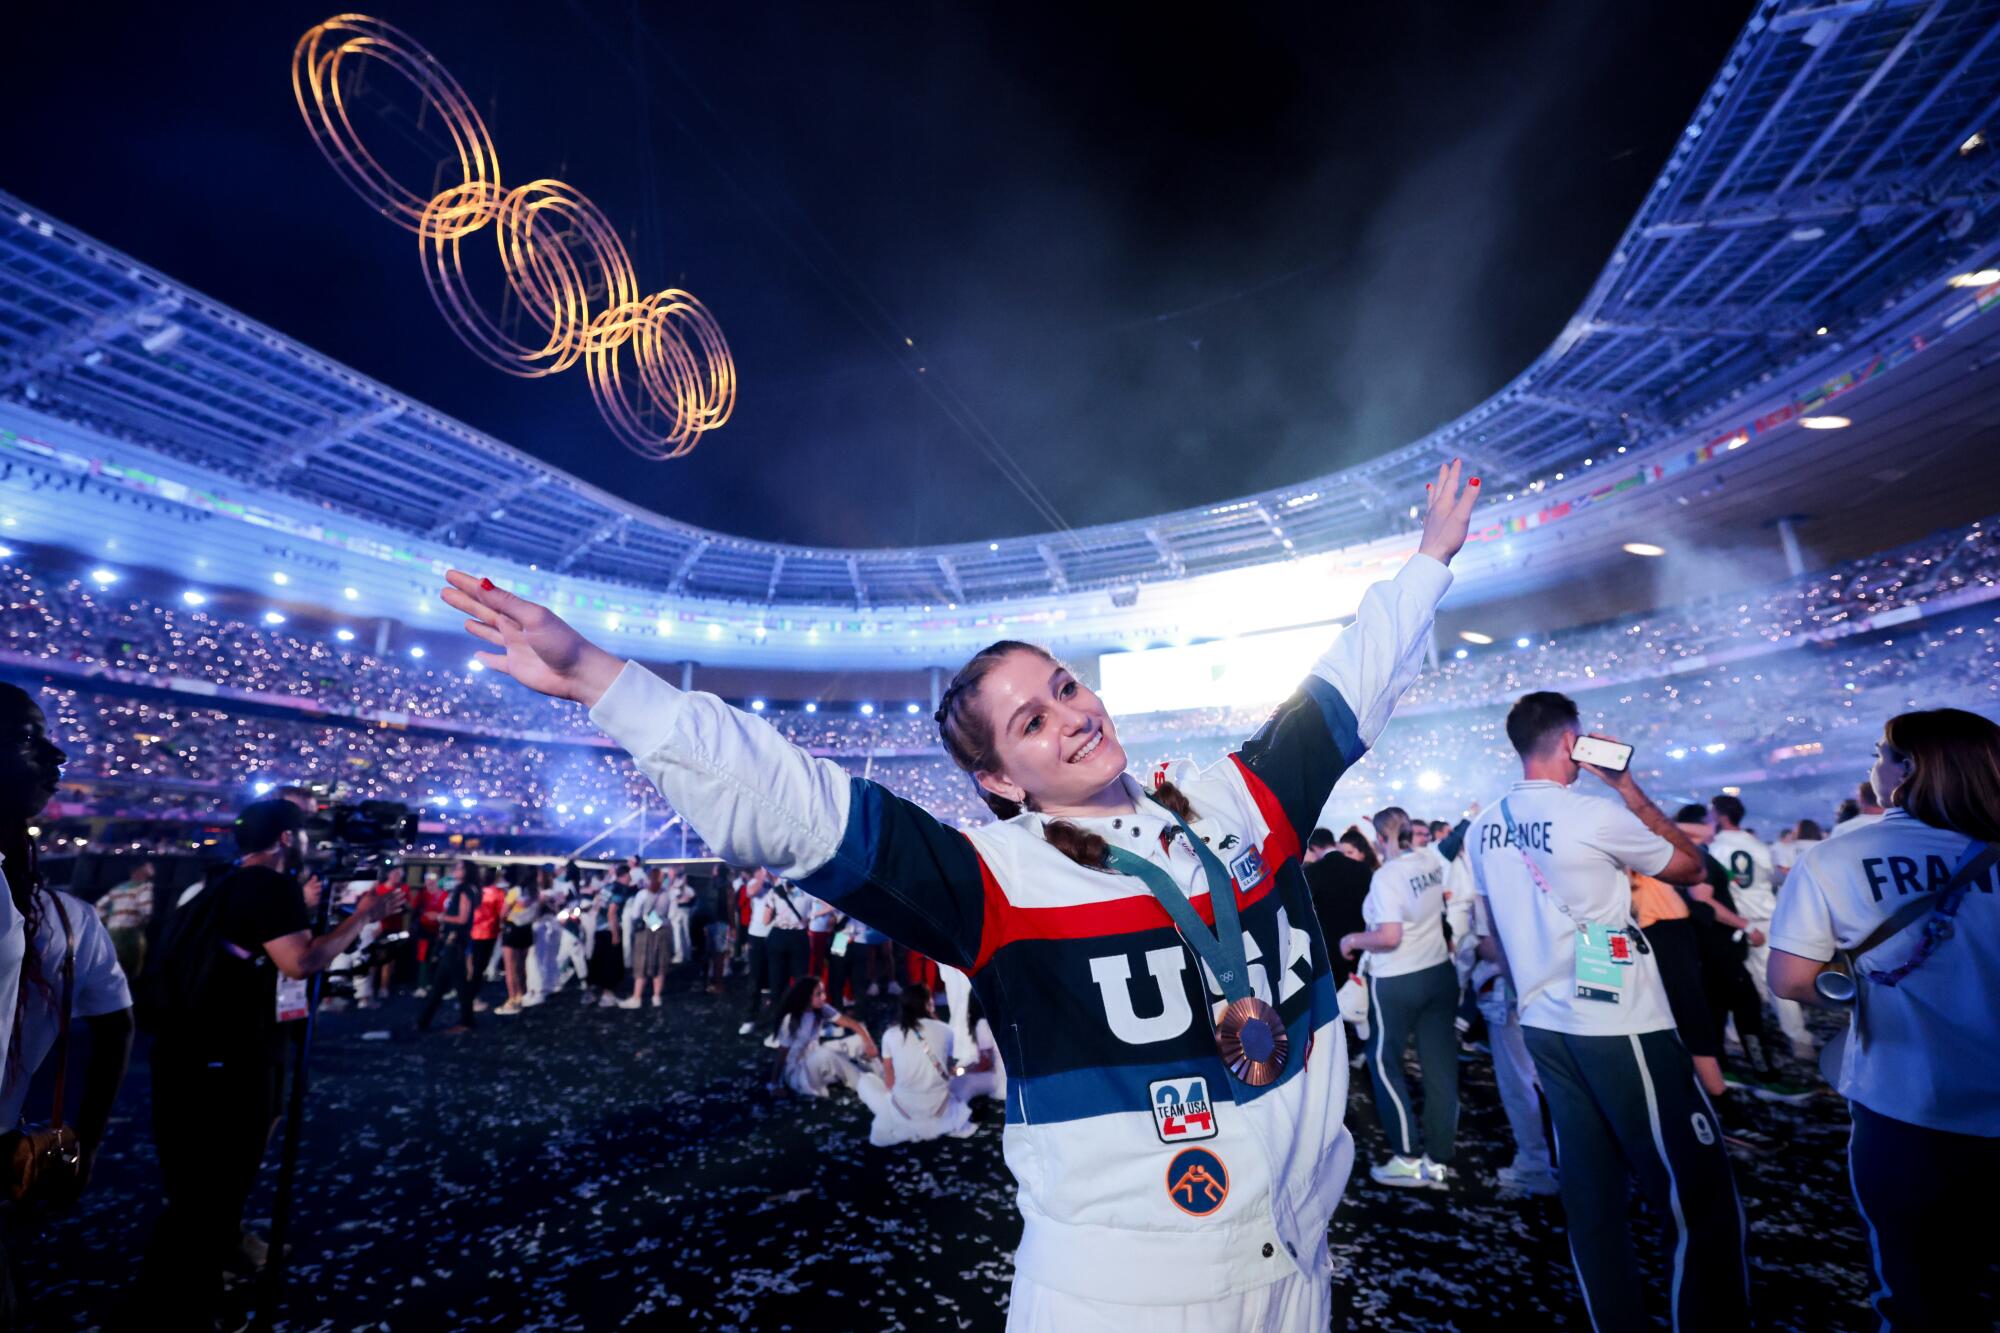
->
[4, 2, 1750, 547]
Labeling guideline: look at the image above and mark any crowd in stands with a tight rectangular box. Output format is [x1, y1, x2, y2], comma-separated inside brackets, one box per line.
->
[9, 517, 2000, 845]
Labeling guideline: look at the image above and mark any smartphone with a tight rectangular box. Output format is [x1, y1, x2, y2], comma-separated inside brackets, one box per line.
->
[1571, 735, 1634, 772]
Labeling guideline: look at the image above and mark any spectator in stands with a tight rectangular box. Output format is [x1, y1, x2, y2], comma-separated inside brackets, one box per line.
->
[1769, 709, 2000, 1330]
[94, 858, 154, 981]
[1465, 692, 1746, 1329]
[137, 797, 401, 1322]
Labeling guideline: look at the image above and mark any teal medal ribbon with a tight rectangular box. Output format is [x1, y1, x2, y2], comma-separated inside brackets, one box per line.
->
[1100, 794, 1290, 1085]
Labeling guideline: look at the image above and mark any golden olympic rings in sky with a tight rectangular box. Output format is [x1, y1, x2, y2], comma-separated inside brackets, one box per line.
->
[292, 14, 734, 460]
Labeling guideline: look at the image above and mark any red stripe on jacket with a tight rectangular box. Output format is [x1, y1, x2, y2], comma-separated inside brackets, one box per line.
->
[970, 762, 1298, 974]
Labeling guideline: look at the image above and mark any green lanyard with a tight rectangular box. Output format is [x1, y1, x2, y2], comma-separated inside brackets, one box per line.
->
[1101, 795, 1251, 1003]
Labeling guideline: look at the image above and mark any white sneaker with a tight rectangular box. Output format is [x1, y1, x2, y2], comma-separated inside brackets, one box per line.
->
[520, 993, 545, 1008]
[617, 996, 644, 1010]
[1496, 1163, 1561, 1196]
[762, 1034, 781, 1049]
[738, 1021, 756, 1036]
[472, 999, 491, 1013]
[494, 1000, 521, 1016]
[650, 995, 663, 1008]
[1420, 1157, 1454, 1190]
[1369, 1155, 1432, 1189]
[598, 993, 621, 1008]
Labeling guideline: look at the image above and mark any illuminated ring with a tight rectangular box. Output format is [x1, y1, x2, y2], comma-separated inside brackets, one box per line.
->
[588, 291, 736, 459]
[292, 15, 500, 239]
[294, 14, 733, 459]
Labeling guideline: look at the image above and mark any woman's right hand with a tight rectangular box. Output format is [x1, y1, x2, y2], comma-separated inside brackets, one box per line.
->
[442, 570, 625, 708]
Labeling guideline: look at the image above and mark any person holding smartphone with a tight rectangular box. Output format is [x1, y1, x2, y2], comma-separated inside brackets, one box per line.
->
[1464, 691, 1748, 1331]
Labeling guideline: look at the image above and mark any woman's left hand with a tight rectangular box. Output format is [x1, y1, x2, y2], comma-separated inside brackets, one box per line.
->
[1416, 458, 1481, 566]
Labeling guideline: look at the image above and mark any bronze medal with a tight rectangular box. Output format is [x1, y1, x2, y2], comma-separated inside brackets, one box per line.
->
[1214, 996, 1289, 1086]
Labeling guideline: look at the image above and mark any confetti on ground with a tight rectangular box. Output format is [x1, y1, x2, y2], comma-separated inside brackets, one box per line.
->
[19, 978, 1967, 1330]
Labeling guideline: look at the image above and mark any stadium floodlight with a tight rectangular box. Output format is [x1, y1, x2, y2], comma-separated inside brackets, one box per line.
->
[989, 543, 999, 552]
[1454, 648, 1469, 660]
[906, 702, 921, 715]
[557, 803, 570, 815]
[1417, 771, 1443, 792]
[343, 586, 359, 600]
[750, 699, 766, 712]
[409, 646, 426, 659]
[1669, 748, 1688, 760]
[804, 702, 818, 714]
[1622, 543, 1667, 558]
[263, 611, 286, 626]
[460, 796, 476, 808]
[272, 571, 290, 586]
[0, 545, 12, 559]
[583, 803, 596, 815]
[335, 628, 355, 642]
[706, 624, 722, 640]
[253, 781, 274, 795]
[433, 795, 450, 807]
[754, 626, 767, 640]
[1702, 742, 1727, 755]
[1515, 637, 1532, 649]
[181, 590, 207, 606]
[89, 568, 118, 586]
[1950, 269, 2000, 288]
[1799, 416, 1850, 430]
[1459, 631, 1494, 645]
[860, 703, 875, 717]
[467, 658, 485, 673]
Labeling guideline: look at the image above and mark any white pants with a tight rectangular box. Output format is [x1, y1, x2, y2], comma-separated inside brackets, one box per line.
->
[667, 907, 693, 964]
[856, 1072, 973, 1146]
[555, 930, 591, 991]
[1744, 926, 1812, 1052]
[1490, 1009, 1554, 1176]
[952, 1067, 1003, 1106]
[788, 1033, 869, 1097]
[1007, 1263, 1330, 1332]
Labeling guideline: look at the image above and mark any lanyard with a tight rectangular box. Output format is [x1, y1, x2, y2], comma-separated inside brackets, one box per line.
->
[1100, 795, 1251, 1002]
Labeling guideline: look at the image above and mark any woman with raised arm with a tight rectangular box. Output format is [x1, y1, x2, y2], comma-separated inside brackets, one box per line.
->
[442, 463, 1478, 1332]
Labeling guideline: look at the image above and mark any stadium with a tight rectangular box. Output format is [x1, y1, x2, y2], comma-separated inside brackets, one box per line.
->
[2, 1, 1998, 1330]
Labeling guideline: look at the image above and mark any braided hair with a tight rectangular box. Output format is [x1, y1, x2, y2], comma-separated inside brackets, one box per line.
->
[934, 640, 1195, 869]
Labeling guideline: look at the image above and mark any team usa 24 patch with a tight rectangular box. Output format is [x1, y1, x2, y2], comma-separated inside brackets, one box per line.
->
[1149, 1076, 1218, 1143]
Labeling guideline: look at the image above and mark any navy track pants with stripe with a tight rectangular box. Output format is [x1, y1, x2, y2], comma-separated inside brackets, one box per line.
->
[1524, 1026, 1748, 1332]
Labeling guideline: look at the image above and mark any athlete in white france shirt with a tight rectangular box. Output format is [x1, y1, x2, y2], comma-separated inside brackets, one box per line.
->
[1767, 711, 2000, 1331]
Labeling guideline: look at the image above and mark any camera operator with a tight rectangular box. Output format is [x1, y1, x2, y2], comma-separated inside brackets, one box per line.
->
[1464, 692, 1747, 1330]
[136, 797, 403, 1323]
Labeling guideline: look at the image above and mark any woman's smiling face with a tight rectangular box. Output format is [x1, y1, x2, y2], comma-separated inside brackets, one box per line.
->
[972, 650, 1128, 816]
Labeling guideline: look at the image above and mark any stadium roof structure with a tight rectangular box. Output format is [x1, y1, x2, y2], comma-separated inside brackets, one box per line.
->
[3, 0, 1999, 614]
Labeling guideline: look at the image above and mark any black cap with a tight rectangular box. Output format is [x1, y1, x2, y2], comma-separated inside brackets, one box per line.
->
[235, 798, 306, 854]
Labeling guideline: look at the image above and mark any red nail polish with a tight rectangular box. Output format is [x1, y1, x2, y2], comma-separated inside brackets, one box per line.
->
[1471, 477, 1481, 486]
[480, 577, 495, 591]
